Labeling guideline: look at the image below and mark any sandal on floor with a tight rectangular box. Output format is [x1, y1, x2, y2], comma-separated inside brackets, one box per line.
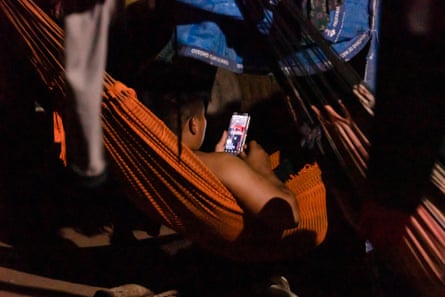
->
[267, 276, 299, 297]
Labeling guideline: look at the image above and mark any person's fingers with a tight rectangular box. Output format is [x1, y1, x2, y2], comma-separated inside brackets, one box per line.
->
[215, 130, 228, 152]
[238, 151, 247, 159]
[249, 140, 256, 145]
[248, 140, 262, 151]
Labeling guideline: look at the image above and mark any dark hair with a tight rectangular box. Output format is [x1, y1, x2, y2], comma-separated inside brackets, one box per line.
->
[150, 89, 209, 135]
[136, 60, 213, 155]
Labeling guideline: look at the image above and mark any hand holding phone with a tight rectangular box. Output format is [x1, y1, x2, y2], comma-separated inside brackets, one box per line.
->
[238, 140, 273, 175]
[224, 112, 250, 155]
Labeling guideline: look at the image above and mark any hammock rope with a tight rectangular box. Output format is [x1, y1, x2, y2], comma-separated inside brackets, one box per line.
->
[0, 0, 328, 261]
[234, 0, 374, 193]
[2, 1, 443, 283]
[233, 0, 445, 287]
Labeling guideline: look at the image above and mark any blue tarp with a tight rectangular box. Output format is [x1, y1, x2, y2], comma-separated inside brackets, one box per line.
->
[175, 0, 379, 88]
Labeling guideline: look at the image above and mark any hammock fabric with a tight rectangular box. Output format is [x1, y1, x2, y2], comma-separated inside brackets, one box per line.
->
[2, 0, 444, 291]
[0, 0, 327, 262]
[359, 168, 445, 297]
[59, 80, 328, 261]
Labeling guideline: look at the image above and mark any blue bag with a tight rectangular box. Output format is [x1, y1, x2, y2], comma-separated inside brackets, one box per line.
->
[174, 0, 379, 88]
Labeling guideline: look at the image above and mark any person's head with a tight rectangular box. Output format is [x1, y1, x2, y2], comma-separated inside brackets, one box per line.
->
[138, 60, 213, 150]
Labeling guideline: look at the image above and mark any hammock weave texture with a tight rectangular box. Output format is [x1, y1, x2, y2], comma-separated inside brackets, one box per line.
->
[0, 0, 328, 261]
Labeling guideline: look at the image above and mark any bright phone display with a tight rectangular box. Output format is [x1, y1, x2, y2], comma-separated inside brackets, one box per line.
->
[224, 113, 250, 155]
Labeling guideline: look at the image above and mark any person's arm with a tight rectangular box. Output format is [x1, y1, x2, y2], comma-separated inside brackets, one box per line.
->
[239, 141, 289, 193]
[197, 140, 299, 229]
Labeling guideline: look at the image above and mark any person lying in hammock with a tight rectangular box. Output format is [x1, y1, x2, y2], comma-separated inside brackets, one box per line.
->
[138, 60, 300, 231]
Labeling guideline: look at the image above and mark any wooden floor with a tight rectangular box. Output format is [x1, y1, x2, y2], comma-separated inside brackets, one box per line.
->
[0, 24, 422, 296]
[0, 99, 424, 297]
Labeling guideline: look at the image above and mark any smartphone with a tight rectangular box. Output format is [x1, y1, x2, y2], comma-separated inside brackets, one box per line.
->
[224, 112, 250, 155]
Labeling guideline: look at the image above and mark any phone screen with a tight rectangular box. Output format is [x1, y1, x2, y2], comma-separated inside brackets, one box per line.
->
[224, 113, 250, 155]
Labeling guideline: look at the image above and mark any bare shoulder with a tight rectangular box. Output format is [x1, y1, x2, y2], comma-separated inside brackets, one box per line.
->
[194, 151, 299, 227]
[194, 151, 264, 189]
[194, 151, 242, 174]
[195, 151, 257, 183]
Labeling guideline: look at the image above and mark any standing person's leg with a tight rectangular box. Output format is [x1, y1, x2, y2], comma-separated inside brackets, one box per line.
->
[63, 0, 117, 182]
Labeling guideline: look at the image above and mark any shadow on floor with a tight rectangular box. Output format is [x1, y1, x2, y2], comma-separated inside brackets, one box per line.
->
[0, 44, 419, 297]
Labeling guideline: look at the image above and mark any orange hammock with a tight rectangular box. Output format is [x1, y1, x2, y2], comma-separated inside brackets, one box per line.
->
[0, 0, 327, 261]
[2, 3, 444, 292]
[98, 80, 328, 261]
